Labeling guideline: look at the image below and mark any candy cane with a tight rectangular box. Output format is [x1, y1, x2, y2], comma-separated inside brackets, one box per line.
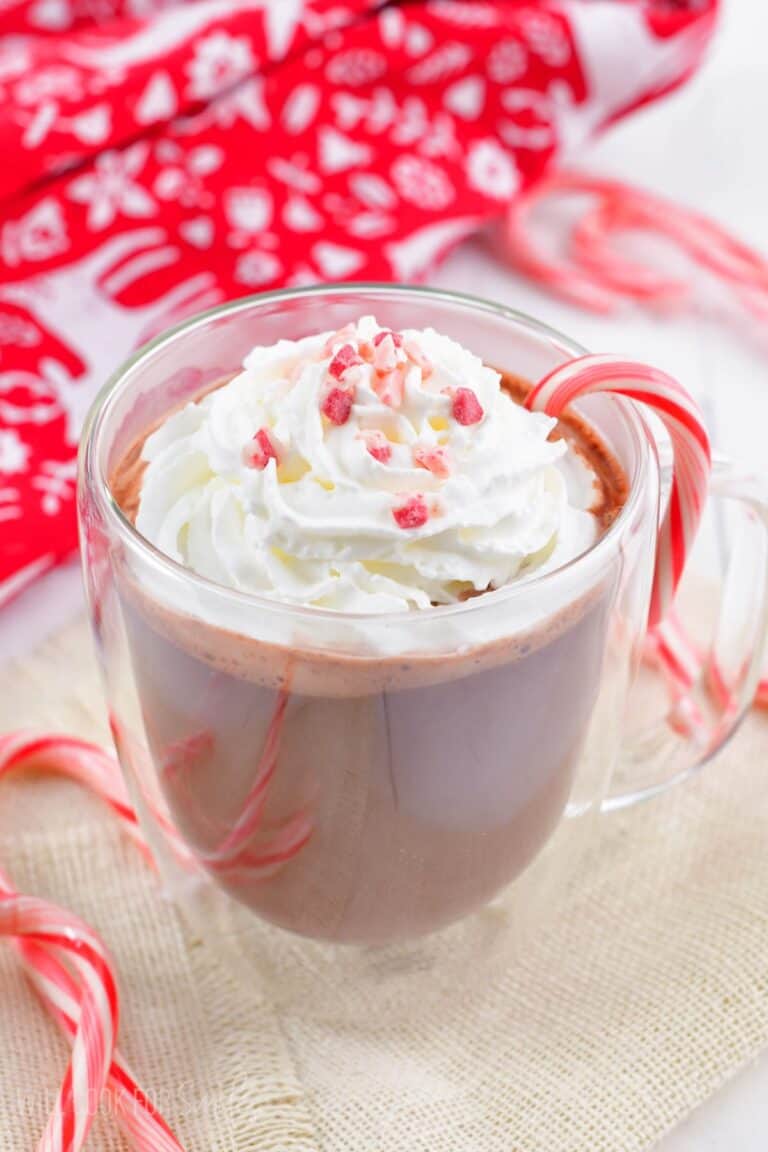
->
[505, 170, 768, 314]
[0, 876, 117, 1152]
[17, 939, 183, 1152]
[647, 606, 767, 717]
[0, 732, 149, 858]
[1, 724, 310, 883]
[504, 176, 620, 313]
[643, 612, 710, 739]
[526, 355, 712, 628]
[0, 729, 196, 870]
[0, 734, 185, 1150]
[0, 725, 312, 1146]
[149, 680, 313, 876]
[196, 690, 311, 873]
[107, 716, 194, 865]
[570, 199, 691, 306]
[509, 172, 768, 711]
[572, 185, 768, 295]
[646, 611, 704, 693]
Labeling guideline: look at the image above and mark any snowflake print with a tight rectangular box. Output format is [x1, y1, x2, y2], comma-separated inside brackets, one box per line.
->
[330, 90, 456, 160]
[32, 458, 77, 517]
[225, 187, 273, 234]
[326, 49, 388, 87]
[419, 112, 459, 160]
[185, 32, 255, 101]
[0, 314, 40, 349]
[217, 78, 271, 130]
[285, 264, 319, 288]
[346, 212, 395, 239]
[0, 40, 31, 83]
[235, 250, 282, 288]
[126, 0, 179, 14]
[282, 83, 321, 134]
[68, 143, 156, 230]
[428, 1, 500, 26]
[466, 139, 519, 200]
[517, 13, 572, 68]
[26, 0, 74, 30]
[176, 76, 270, 132]
[391, 97, 429, 147]
[267, 156, 321, 195]
[331, 92, 370, 132]
[391, 155, 455, 210]
[153, 142, 222, 208]
[15, 65, 83, 105]
[406, 43, 473, 86]
[349, 172, 397, 210]
[488, 39, 528, 85]
[1, 198, 69, 266]
[16, 98, 109, 150]
[332, 89, 405, 137]
[499, 89, 556, 151]
[0, 487, 21, 524]
[0, 430, 30, 475]
[0, 370, 61, 430]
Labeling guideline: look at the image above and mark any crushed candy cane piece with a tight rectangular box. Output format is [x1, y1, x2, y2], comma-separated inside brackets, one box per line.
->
[322, 386, 355, 425]
[245, 428, 280, 469]
[360, 430, 392, 463]
[450, 387, 484, 425]
[413, 444, 450, 477]
[393, 495, 429, 529]
[374, 367, 405, 408]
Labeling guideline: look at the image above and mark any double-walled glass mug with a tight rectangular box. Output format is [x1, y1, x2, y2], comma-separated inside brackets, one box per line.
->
[78, 286, 768, 997]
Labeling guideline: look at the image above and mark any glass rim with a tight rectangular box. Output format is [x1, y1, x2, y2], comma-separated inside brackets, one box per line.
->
[79, 282, 652, 626]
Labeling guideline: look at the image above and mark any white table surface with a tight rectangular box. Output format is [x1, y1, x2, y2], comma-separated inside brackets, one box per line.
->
[2, 1, 766, 1146]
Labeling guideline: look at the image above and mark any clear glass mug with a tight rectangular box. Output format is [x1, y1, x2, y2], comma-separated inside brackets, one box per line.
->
[77, 286, 768, 996]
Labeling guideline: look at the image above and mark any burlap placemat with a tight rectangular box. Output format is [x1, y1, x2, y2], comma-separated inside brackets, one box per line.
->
[1, 613, 766, 1152]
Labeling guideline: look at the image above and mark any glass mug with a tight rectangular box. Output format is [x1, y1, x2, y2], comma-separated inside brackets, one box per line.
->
[78, 286, 768, 990]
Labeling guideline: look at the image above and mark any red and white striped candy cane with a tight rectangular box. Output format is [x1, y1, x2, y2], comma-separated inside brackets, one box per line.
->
[0, 874, 117, 1152]
[150, 688, 313, 877]
[17, 939, 183, 1152]
[0, 732, 149, 858]
[0, 733, 185, 1150]
[111, 700, 312, 878]
[509, 173, 768, 712]
[643, 611, 709, 739]
[202, 692, 288, 867]
[196, 691, 312, 877]
[645, 611, 704, 694]
[525, 354, 712, 629]
[571, 180, 768, 297]
[0, 729, 196, 871]
[504, 175, 621, 314]
[506, 170, 768, 314]
[0, 726, 310, 1146]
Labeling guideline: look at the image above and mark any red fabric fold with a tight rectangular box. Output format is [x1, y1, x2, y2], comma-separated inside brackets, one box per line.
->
[0, 0, 718, 600]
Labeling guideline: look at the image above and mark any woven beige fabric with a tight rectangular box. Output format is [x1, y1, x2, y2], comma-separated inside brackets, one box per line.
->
[0, 613, 766, 1152]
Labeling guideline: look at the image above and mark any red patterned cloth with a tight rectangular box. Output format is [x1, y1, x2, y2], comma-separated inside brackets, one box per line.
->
[0, 0, 717, 602]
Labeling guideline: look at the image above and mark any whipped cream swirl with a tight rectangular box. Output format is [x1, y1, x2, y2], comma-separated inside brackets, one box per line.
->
[136, 317, 598, 612]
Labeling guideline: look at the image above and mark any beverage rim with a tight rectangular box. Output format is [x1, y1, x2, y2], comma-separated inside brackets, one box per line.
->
[79, 282, 652, 626]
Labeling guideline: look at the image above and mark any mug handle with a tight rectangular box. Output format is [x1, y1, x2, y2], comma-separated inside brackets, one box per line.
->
[603, 456, 768, 811]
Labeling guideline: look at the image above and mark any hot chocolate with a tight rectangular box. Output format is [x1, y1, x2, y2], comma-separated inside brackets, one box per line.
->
[108, 319, 627, 943]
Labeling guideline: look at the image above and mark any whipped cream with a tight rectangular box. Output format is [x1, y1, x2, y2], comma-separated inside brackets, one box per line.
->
[136, 317, 599, 613]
